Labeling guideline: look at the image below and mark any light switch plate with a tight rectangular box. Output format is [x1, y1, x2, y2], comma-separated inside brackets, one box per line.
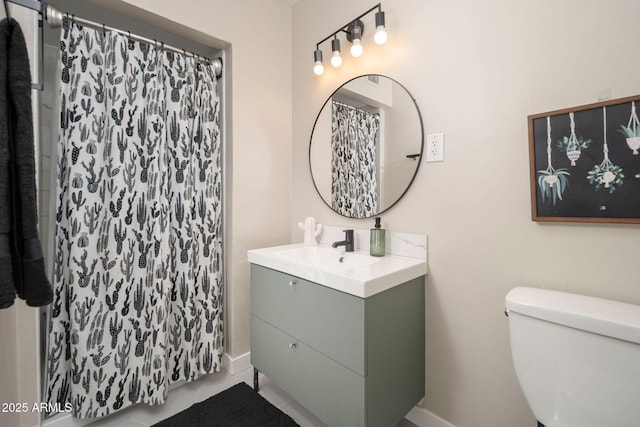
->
[426, 133, 444, 162]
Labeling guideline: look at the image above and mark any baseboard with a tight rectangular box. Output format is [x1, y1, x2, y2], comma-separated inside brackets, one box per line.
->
[406, 405, 456, 427]
[222, 351, 251, 375]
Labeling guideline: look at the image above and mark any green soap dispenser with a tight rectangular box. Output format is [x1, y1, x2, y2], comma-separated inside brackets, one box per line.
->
[370, 217, 386, 257]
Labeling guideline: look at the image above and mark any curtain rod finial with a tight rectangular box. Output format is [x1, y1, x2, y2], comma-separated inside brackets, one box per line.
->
[212, 57, 223, 78]
[45, 4, 64, 28]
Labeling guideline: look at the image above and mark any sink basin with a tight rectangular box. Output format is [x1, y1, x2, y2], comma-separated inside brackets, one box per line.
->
[247, 243, 427, 298]
[276, 246, 382, 270]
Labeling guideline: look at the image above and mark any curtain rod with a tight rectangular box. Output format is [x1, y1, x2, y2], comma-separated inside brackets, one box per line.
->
[6, 0, 223, 79]
[332, 99, 380, 116]
[45, 5, 223, 77]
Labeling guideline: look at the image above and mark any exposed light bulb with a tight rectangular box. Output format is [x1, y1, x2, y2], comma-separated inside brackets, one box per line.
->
[313, 61, 324, 75]
[313, 48, 324, 76]
[374, 26, 387, 45]
[330, 37, 342, 67]
[351, 39, 363, 57]
[331, 51, 342, 67]
[374, 10, 387, 45]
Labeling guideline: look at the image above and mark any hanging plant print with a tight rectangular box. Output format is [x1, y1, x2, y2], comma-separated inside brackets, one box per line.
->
[587, 106, 624, 193]
[538, 116, 570, 205]
[529, 94, 640, 223]
[556, 112, 591, 166]
[618, 101, 640, 155]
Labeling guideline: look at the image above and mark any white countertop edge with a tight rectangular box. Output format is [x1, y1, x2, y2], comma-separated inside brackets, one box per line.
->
[247, 243, 428, 298]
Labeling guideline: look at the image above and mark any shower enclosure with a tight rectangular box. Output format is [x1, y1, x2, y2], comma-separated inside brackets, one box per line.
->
[36, 2, 227, 422]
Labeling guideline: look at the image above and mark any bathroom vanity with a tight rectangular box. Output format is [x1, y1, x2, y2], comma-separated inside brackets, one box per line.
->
[249, 243, 426, 427]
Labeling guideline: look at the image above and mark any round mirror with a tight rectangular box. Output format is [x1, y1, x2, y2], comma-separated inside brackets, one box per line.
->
[309, 75, 424, 218]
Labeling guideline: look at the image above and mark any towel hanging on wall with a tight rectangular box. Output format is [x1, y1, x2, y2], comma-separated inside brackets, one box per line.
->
[0, 16, 53, 309]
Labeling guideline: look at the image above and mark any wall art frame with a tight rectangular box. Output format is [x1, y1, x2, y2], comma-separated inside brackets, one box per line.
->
[529, 94, 640, 224]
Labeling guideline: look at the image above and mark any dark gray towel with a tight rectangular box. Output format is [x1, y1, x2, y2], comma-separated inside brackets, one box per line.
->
[0, 17, 52, 308]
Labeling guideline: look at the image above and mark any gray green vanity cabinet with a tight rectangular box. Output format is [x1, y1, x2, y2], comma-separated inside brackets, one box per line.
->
[250, 264, 425, 427]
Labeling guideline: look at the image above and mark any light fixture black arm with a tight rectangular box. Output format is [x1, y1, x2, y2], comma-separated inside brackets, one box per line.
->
[312, 3, 386, 75]
[315, 2, 382, 48]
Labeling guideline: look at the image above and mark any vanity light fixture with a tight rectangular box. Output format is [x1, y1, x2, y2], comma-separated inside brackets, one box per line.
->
[312, 3, 387, 75]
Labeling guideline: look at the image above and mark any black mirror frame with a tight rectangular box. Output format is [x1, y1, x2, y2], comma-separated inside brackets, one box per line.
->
[308, 74, 424, 219]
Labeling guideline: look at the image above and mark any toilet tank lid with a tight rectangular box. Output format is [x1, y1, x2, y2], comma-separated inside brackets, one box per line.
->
[506, 287, 640, 345]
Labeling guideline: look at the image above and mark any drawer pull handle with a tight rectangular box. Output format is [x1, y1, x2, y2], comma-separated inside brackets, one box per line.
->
[289, 342, 297, 349]
[288, 280, 296, 287]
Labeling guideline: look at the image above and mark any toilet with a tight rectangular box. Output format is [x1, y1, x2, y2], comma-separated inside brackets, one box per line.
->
[505, 287, 640, 427]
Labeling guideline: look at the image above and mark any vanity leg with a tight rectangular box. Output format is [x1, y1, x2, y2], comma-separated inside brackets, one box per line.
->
[253, 367, 259, 391]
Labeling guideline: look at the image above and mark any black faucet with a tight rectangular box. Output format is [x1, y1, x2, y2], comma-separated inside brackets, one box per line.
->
[331, 229, 354, 252]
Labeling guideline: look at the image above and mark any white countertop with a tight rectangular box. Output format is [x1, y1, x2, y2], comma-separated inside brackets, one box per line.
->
[247, 243, 428, 298]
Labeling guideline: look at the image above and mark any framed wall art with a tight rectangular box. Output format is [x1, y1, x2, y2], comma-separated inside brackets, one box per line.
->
[529, 95, 640, 223]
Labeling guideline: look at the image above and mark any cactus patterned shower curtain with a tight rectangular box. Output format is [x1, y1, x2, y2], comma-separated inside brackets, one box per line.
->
[45, 19, 223, 418]
[331, 101, 379, 217]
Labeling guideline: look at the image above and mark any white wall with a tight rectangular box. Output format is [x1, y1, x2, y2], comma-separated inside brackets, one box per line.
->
[0, 310, 19, 427]
[383, 83, 421, 206]
[292, 0, 640, 426]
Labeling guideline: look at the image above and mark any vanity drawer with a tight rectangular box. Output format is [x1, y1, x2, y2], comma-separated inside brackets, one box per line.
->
[250, 264, 365, 375]
[251, 315, 365, 427]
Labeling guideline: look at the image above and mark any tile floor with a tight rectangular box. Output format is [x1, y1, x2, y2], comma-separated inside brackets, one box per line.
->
[74, 367, 418, 427]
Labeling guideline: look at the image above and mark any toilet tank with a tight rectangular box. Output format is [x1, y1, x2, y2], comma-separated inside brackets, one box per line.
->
[505, 287, 640, 427]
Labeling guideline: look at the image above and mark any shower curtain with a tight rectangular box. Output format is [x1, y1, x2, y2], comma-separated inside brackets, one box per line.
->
[331, 101, 379, 217]
[45, 19, 223, 418]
